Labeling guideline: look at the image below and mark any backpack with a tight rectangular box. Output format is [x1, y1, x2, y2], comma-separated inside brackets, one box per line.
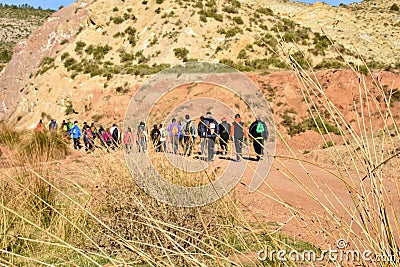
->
[35, 123, 42, 132]
[138, 126, 146, 138]
[209, 121, 216, 135]
[86, 129, 93, 139]
[183, 121, 192, 135]
[220, 123, 228, 134]
[112, 128, 119, 140]
[171, 124, 179, 135]
[199, 121, 207, 137]
[256, 122, 265, 134]
[160, 128, 166, 138]
[63, 124, 68, 131]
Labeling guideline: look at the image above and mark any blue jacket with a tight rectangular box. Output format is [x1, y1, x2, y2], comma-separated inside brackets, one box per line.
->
[70, 124, 81, 139]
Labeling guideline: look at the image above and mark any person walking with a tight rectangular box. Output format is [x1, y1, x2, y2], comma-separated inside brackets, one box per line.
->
[35, 119, 44, 133]
[137, 122, 148, 153]
[203, 111, 219, 162]
[150, 124, 161, 152]
[159, 123, 167, 152]
[49, 119, 57, 133]
[230, 114, 247, 162]
[123, 127, 134, 153]
[110, 123, 121, 149]
[181, 114, 197, 157]
[83, 126, 95, 152]
[168, 118, 181, 154]
[219, 117, 231, 155]
[102, 127, 113, 151]
[70, 121, 82, 150]
[249, 115, 268, 161]
[197, 116, 208, 157]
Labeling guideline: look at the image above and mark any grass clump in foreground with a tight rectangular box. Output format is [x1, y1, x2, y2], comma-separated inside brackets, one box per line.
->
[0, 137, 316, 266]
[19, 131, 68, 161]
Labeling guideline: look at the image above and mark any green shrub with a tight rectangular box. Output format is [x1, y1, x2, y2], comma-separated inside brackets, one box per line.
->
[198, 8, 223, 22]
[112, 16, 124, 24]
[291, 51, 311, 70]
[195, 1, 203, 8]
[61, 52, 70, 60]
[312, 33, 330, 56]
[36, 57, 55, 76]
[156, 0, 163, 4]
[63, 57, 78, 70]
[256, 7, 273, 16]
[357, 65, 369, 75]
[284, 115, 341, 137]
[40, 57, 55, 66]
[323, 141, 335, 149]
[233, 16, 244, 24]
[237, 49, 247, 59]
[199, 14, 207, 22]
[222, 6, 239, 13]
[173, 47, 189, 61]
[390, 3, 399, 11]
[315, 59, 344, 69]
[119, 50, 135, 63]
[85, 44, 112, 60]
[225, 26, 242, 38]
[0, 48, 12, 63]
[75, 41, 86, 54]
[124, 26, 137, 46]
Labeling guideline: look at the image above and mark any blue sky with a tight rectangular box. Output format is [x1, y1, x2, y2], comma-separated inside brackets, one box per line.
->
[0, 0, 362, 10]
[0, 0, 76, 10]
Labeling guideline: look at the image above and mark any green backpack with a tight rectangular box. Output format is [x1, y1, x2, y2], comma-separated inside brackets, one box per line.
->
[256, 122, 264, 134]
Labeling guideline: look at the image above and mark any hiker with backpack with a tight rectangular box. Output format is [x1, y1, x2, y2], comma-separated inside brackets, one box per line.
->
[67, 119, 73, 132]
[98, 125, 106, 147]
[181, 114, 197, 157]
[49, 119, 57, 133]
[70, 121, 82, 150]
[230, 114, 247, 162]
[150, 124, 161, 152]
[159, 123, 167, 152]
[123, 127, 134, 153]
[168, 118, 181, 155]
[197, 116, 207, 156]
[219, 117, 231, 155]
[83, 126, 95, 152]
[249, 115, 268, 161]
[102, 127, 113, 151]
[203, 111, 219, 162]
[35, 119, 44, 133]
[110, 123, 121, 148]
[137, 121, 148, 153]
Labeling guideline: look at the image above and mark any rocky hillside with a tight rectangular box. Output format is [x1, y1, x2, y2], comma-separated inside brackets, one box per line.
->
[0, 0, 399, 130]
[0, 4, 53, 70]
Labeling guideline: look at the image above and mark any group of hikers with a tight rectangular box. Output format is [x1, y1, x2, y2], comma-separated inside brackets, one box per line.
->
[137, 111, 269, 162]
[35, 118, 132, 152]
[34, 111, 268, 162]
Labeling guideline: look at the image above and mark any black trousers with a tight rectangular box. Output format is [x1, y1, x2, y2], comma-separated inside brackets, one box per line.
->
[253, 138, 264, 158]
[207, 138, 215, 162]
[184, 136, 193, 156]
[73, 138, 81, 149]
[219, 134, 229, 152]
